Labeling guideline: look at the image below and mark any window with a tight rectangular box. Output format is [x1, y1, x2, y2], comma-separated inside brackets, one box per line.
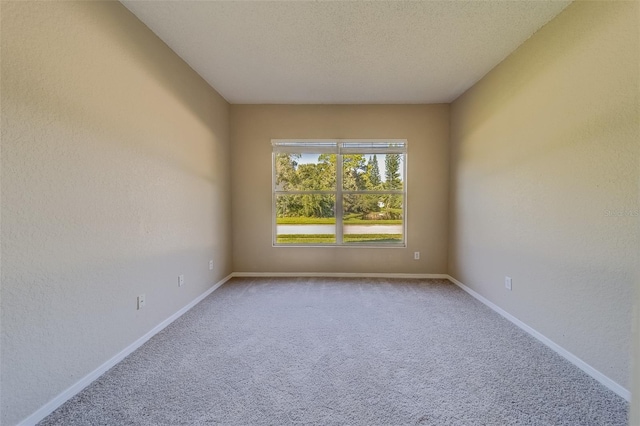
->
[273, 140, 406, 246]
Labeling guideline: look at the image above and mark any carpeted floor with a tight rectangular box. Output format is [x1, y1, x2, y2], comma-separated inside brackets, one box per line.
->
[40, 278, 628, 425]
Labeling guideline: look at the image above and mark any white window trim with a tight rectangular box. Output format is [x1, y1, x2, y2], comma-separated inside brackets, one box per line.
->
[272, 139, 407, 248]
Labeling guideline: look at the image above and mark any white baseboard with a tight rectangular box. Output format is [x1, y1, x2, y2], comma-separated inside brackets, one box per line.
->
[446, 275, 630, 401]
[17, 274, 233, 426]
[232, 272, 449, 279]
[19, 272, 629, 425]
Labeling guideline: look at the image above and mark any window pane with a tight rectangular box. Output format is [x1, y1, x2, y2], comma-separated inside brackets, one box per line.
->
[275, 153, 336, 191]
[342, 153, 404, 190]
[275, 194, 336, 244]
[342, 194, 403, 244]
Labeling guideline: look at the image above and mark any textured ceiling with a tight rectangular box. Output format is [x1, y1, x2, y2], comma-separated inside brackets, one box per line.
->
[120, 1, 571, 104]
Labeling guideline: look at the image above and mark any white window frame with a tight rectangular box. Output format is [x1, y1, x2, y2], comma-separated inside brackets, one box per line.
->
[272, 139, 407, 247]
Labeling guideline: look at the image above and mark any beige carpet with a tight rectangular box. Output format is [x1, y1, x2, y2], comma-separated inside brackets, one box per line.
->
[40, 277, 628, 425]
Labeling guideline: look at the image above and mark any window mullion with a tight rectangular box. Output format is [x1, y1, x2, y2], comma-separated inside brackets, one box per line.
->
[336, 153, 343, 244]
[272, 152, 277, 246]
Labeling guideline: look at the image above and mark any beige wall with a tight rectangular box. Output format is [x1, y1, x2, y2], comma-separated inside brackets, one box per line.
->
[230, 105, 449, 274]
[449, 0, 639, 391]
[0, 2, 232, 424]
[2, 0, 638, 423]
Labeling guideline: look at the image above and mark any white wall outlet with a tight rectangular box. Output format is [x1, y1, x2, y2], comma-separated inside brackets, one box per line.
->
[178, 274, 184, 287]
[414, 251, 420, 260]
[505, 276, 512, 291]
[137, 294, 146, 310]
[209, 260, 214, 271]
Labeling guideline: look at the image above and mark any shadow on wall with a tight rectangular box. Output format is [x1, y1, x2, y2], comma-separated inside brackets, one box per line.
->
[452, 1, 631, 143]
[2, 1, 229, 184]
[75, 1, 227, 137]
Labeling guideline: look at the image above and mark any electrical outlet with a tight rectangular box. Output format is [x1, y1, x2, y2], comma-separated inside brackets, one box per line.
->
[505, 276, 512, 291]
[209, 260, 214, 271]
[137, 294, 146, 310]
[414, 251, 420, 260]
[178, 274, 184, 287]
